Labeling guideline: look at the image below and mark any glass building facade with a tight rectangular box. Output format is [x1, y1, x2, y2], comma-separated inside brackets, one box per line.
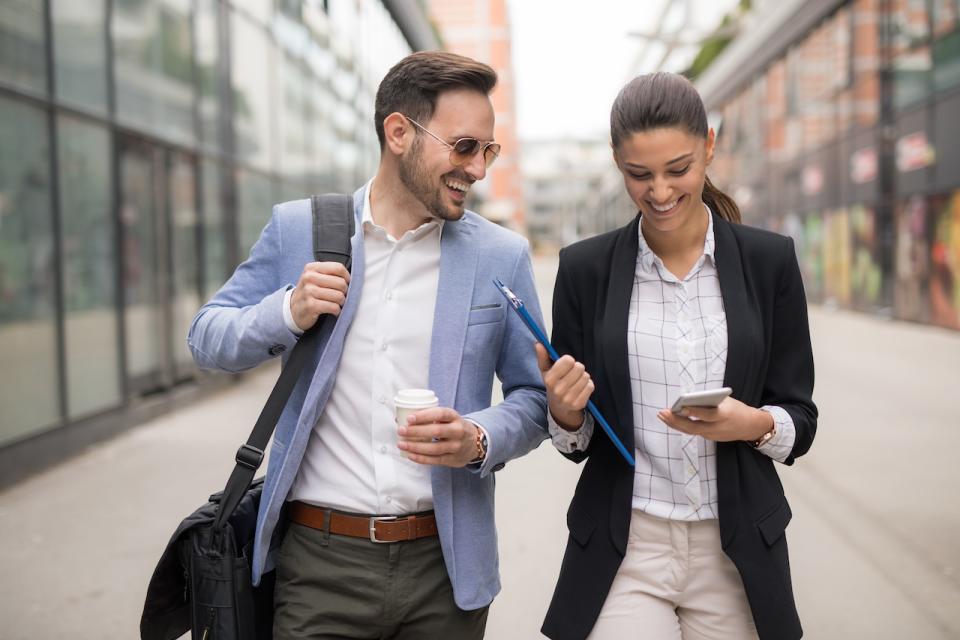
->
[0, 0, 434, 483]
[699, 0, 960, 331]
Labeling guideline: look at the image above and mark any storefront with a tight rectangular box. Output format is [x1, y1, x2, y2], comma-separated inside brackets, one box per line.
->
[0, 0, 437, 485]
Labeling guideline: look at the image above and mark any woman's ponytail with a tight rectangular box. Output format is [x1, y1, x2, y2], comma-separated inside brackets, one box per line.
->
[702, 175, 741, 223]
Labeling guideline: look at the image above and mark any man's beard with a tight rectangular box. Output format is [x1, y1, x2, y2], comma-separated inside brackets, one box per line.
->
[398, 138, 466, 222]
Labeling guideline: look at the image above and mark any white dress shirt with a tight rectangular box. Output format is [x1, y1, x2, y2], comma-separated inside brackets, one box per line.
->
[287, 181, 441, 515]
[550, 207, 796, 521]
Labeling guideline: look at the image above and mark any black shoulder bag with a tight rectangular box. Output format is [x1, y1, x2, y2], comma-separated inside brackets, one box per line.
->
[140, 194, 354, 640]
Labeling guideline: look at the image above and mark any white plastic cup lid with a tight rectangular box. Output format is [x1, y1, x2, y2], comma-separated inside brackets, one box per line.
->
[394, 388, 439, 408]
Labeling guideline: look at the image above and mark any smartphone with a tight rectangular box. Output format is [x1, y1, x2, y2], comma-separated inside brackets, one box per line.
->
[670, 387, 732, 413]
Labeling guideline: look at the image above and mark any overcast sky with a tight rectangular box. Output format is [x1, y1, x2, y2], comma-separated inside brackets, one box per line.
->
[507, 0, 739, 141]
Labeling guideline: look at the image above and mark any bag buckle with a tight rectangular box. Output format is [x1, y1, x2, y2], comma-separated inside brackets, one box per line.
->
[235, 444, 264, 470]
[369, 516, 397, 543]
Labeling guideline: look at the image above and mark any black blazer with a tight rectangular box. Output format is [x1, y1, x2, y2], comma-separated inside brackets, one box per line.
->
[541, 213, 817, 640]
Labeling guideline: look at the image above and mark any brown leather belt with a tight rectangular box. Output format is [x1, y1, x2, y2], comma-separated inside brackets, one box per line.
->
[289, 501, 438, 543]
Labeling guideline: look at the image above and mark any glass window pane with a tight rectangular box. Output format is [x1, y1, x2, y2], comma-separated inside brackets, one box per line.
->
[57, 115, 122, 419]
[201, 159, 226, 295]
[891, 0, 932, 109]
[279, 48, 311, 184]
[231, 11, 275, 171]
[52, 0, 108, 113]
[929, 192, 960, 329]
[933, 0, 960, 38]
[0, 0, 47, 95]
[934, 29, 960, 90]
[195, 0, 222, 151]
[894, 196, 930, 322]
[236, 169, 273, 258]
[113, 0, 196, 145]
[119, 141, 165, 383]
[0, 97, 59, 444]
[170, 153, 200, 375]
[309, 75, 338, 192]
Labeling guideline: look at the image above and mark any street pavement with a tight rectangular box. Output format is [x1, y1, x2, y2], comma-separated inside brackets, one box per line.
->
[1, 255, 959, 639]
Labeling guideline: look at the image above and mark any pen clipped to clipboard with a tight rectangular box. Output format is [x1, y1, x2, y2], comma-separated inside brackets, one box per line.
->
[494, 279, 635, 467]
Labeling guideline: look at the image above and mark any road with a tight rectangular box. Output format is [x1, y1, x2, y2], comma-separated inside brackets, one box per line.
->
[1, 255, 958, 639]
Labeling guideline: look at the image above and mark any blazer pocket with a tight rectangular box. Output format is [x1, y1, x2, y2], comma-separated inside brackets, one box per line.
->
[467, 303, 505, 326]
[756, 500, 792, 546]
[566, 503, 597, 547]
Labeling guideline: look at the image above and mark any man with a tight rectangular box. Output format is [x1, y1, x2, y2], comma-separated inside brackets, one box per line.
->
[187, 51, 548, 638]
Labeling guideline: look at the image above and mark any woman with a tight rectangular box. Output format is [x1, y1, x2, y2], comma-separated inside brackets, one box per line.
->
[537, 72, 817, 640]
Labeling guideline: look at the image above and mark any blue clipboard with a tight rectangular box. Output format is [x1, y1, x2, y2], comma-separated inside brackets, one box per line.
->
[494, 279, 635, 467]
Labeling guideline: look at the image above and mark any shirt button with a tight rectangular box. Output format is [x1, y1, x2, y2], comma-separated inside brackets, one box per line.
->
[385, 291, 393, 300]
[378, 395, 386, 404]
[380, 445, 387, 453]
[381, 343, 388, 351]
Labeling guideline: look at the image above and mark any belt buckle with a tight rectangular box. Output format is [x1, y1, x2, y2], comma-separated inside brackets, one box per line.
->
[369, 516, 398, 543]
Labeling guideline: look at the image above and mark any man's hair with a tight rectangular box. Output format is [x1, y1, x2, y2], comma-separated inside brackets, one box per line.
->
[374, 51, 497, 149]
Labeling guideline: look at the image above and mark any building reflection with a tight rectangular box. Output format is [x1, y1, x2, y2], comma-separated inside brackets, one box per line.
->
[0, 0, 437, 484]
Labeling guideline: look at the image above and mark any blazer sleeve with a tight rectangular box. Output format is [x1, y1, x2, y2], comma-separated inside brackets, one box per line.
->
[466, 242, 549, 476]
[187, 206, 299, 373]
[550, 247, 591, 464]
[764, 237, 818, 464]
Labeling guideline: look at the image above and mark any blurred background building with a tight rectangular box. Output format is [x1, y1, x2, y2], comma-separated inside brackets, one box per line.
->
[0, 0, 439, 485]
[425, 0, 526, 230]
[698, 0, 960, 332]
[519, 0, 744, 251]
[523, 0, 960, 334]
[522, 138, 613, 252]
[3, 0, 959, 485]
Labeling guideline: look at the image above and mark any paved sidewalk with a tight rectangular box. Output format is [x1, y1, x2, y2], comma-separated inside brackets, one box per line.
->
[1, 255, 959, 638]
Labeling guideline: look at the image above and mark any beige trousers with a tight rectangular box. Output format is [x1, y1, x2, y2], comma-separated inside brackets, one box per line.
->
[589, 509, 759, 640]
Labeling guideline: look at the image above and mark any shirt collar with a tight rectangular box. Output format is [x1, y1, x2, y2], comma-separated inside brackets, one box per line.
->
[637, 203, 717, 271]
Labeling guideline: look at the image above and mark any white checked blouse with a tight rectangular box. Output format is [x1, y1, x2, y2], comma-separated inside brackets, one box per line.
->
[549, 207, 796, 521]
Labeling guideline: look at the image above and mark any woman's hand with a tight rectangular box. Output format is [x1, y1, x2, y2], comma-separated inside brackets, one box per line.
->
[535, 343, 594, 431]
[657, 396, 773, 443]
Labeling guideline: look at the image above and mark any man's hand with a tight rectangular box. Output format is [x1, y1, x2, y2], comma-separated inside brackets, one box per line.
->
[656, 397, 773, 443]
[290, 262, 350, 331]
[396, 407, 480, 468]
[535, 343, 593, 431]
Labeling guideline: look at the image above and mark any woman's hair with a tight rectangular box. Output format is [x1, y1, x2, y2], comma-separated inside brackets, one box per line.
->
[610, 72, 741, 223]
[374, 51, 497, 150]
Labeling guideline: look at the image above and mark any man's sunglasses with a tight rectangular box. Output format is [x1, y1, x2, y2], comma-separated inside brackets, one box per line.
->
[403, 115, 501, 169]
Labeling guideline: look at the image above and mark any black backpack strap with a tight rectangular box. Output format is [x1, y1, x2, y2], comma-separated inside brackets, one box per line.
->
[214, 194, 354, 530]
[312, 194, 355, 269]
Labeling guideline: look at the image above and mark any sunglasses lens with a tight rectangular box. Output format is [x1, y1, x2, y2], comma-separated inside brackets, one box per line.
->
[447, 138, 500, 168]
[483, 143, 501, 168]
[450, 138, 481, 165]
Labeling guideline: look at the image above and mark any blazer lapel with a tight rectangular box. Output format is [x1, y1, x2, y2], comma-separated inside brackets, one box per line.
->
[713, 213, 758, 547]
[713, 213, 756, 400]
[427, 216, 478, 524]
[600, 214, 641, 450]
[601, 215, 640, 555]
[428, 216, 479, 409]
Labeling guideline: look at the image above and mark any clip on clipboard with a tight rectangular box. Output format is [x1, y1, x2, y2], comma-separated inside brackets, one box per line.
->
[494, 279, 635, 467]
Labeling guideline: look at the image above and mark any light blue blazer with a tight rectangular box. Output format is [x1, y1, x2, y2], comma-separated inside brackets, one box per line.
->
[187, 185, 548, 609]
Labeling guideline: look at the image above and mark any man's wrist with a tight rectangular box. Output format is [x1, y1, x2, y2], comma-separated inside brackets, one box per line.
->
[282, 287, 305, 335]
[468, 424, 488, 464]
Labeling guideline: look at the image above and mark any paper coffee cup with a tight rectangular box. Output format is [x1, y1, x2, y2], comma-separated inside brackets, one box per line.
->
[394, 389, 439, 458]
[394, 388, 439, 426]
